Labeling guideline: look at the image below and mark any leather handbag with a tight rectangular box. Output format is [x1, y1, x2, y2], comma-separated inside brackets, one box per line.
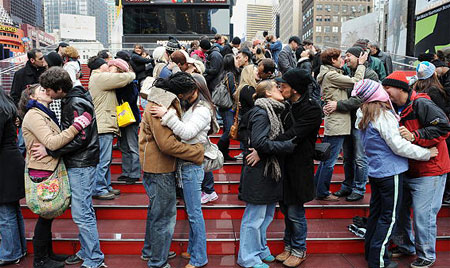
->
[229, 105, 239, 140]
[24, 160, 71, 219]
[212, 73, 234, 109]
[314, 141, 331, 161]
[203, 138, 224, 172]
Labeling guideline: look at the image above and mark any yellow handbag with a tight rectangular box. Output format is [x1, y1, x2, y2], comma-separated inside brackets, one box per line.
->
[116, 102, 136, 127]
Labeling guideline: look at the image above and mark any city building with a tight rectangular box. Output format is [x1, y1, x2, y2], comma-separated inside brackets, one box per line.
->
[278, 0, 301, 43]
[122, 0, 231, 44]
[21, 23, 55, 49]
[302, 0, 373, 48]
[106, 0, 117, 46]
[246, 4, 273, 41]
[2, 0, 44, 28]
[43, 0, 108, 46]
[0, 24, 25, 55]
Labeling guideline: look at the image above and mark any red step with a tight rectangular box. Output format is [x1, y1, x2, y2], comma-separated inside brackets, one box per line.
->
[12, 252, 450, 268]
[20, 193, 450, 220]
[21, 218, 450, 255]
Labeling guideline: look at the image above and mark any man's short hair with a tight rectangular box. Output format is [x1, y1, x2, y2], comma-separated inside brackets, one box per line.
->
[97, 50, 111, 59]
[259, 58, 276, 74]
[39, 67, 73, 93]
[302, 39, 313, 46]
[170, 50, 187, 65]
[27, 49, 42, 60]
[214, 34, 222, 41]
[288, 36, 302, 45]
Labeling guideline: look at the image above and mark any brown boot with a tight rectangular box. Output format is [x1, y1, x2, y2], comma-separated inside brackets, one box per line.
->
[181, 252, 191, 259]
[276, 250, 291, 262]
[282, 250, 306, 267]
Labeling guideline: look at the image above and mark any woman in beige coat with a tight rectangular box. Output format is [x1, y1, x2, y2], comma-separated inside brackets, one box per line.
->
[19, 84, 92, 268]
[314, 48, 367, 201]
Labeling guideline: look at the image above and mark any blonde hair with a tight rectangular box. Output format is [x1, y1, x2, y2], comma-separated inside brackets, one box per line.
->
[237, 65, 257, 93]
[358, 101, 391, 130]
[253, 80, 276, 100]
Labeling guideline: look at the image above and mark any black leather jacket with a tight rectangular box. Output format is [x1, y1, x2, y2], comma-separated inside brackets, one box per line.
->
[47, 86, 99, 168]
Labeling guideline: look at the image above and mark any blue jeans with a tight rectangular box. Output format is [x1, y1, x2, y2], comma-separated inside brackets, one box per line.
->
[392, 174, 447, 262]
[202, 171, 215, 194]
[118, 123, 141, 179]
[68, 167, 104, 267]
[342, 128, 368, 195]
[181, 162, 208, 267]
[0, 202, 26, 261]
[218, 109, 234, 144]
[94, 133, 113, 195]
[142, 172, 177, 268]
[314, 135, 348, 198]
[237, 203, 276, 267]
[279, 202, 307, 252]
[17, 127, 25, 155]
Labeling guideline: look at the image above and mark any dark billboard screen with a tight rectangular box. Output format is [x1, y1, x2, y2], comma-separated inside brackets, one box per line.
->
[123, 0, 229, 4]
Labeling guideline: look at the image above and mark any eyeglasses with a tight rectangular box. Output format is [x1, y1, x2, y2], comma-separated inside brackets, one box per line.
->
[37, 57, 44, 61]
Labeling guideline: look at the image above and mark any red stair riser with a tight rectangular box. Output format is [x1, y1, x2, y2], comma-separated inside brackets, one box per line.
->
[209, 137, 240, 145]
[113, 183, 371, 194]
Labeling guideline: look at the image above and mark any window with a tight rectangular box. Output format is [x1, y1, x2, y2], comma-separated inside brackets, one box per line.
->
[325, 5, 331, 11]
[317, 4, 322, 10]
[316, 26, 322, 32]
[332, 26, 339, 33]
[324, 15, 331, 22]
[324, 26, 331, 33]
[341, 16, 347, 23]
[332, 16, 339, 23]
[342, 5, 348, 12]
[334, 5, 339, 12]
[316, 36, 322, 43]
[324, 36, 331, 42]
[316, 15, 322, 22]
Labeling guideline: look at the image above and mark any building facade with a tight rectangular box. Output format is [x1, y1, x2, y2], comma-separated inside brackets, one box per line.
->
[302, 0, 373, 48]
[279, 0, 301, 43]
[106, 0, 117, 46]
[2, 0, 44, 28]
[246, 4, 273, 41]
[0, 24, 25, 54]
[43, 0, 108, 46]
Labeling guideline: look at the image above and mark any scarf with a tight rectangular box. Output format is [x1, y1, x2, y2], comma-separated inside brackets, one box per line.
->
[254, 97, 285, 182]
[26, 100, 60, 127]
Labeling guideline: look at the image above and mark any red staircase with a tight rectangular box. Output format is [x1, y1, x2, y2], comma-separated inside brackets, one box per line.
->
[15, 66, 450, 267]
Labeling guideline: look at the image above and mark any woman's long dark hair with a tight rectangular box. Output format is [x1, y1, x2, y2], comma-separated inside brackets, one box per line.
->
[18, 84, 40, 119]
[223, 54, 239, 78]
[413, 73, 448, 99]
[0, 88, 17, 120]
[154, 72, 197, 96]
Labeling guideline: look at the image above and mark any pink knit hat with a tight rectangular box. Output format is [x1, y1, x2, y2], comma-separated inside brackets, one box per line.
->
[352, 79, 399, 120]
[108, 58, 129, 72]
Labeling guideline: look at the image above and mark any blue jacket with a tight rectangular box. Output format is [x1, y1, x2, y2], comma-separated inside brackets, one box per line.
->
[268, 40, 282, 65]
[356, 109, 430, 178]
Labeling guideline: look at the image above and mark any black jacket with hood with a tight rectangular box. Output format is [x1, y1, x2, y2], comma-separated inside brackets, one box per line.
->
[10, 61, 46, 105]
[204, 46, 224, 91]
[47, 86, 99, 168]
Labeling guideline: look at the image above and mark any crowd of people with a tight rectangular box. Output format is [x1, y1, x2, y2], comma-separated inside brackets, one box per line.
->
[0, 33, 450, 268]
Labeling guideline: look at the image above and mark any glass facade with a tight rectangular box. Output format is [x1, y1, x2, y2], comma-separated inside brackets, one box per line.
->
[123, 6, 230, 35]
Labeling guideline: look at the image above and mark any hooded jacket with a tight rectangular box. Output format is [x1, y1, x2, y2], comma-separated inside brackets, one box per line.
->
[204, 46, 224, 91]
[372, 50, 393, 75]
[278, 45, 297, 74]
[398, 91, 450, 178]
[47, 86, 100, 168]
[139, 87, 204, 174]
[317, 64, 365, 136]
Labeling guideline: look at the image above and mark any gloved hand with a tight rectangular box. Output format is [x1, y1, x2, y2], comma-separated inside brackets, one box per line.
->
[72, 111, 93, 131]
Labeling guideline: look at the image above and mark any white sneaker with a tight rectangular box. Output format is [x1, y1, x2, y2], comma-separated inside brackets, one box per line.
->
[201, 191, 218, 204]
[235, 152, 244, 160]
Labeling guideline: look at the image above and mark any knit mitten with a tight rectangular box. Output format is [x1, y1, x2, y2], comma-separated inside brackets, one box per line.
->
[72, 111, 92, 131]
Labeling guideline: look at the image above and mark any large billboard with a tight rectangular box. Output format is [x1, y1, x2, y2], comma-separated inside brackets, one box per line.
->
[386, 0, 408, 55]
[415, 0, 450, 15]
[59, 14, 96, 41]
[414, 1, 450, 55]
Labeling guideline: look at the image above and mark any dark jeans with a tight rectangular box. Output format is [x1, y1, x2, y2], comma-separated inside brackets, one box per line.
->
[0, 201, 26, 261]
[202, 171, 215, 194]
[279, 202, 307, 252]
[118, 123, 141, 179]
[365, 174, 403, 268]
[218, 109, 234, 143]
[142, 172, 177, 268]
[34, 217, 53, 240]
[342, 128, 368, 195]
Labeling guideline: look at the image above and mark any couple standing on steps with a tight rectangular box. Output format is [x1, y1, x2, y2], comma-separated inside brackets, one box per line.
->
[139, 72, 218, 268]
[237, 68, 323, 268]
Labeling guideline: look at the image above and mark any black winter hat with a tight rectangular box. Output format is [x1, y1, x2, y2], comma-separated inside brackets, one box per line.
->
[165, 38, 181, 52]
[55, 42, 69, 52]
[88, 57, 107, 71]
[115, 50, 131, 62]
[44, 52, 63, 67]
[431, 59, 447, 68]
[200, 39, 212, 50]
[346, 46, 364, 58]
[275, 68, 312, 94]
[231, 37, 241, 45]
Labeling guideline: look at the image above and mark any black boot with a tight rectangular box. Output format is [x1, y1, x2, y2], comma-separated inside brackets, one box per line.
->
[217, 139, 234, 161]
[33, 238, 65, 268]
[47, 233, 68, 262]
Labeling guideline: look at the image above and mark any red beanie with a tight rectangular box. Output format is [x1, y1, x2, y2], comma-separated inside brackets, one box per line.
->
[382, 71, 410, 92]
